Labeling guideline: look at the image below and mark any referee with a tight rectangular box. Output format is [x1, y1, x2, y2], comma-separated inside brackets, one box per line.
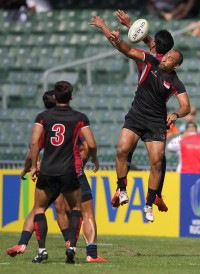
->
[108, 28, 190, 222]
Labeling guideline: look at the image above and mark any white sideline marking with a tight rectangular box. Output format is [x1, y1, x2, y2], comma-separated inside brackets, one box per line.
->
[97, 243, 113, 246]
[0, 263, 11, 265]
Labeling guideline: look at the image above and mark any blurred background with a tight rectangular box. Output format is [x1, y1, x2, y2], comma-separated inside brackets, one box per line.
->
[0, 0, 200, 171]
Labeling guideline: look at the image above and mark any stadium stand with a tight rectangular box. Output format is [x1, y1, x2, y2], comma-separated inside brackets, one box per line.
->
[0, 7, 199, 169]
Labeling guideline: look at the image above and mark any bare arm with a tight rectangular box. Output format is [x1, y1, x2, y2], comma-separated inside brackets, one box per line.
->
[79, 141, 90, 167]
[81, 127, 99, 172]
[89, 16, 118, 49]
[116, 10, 153, 48]
[30, 124, 44, 181]
[167, 93, 190, 125]
[109, 27, 144, 62]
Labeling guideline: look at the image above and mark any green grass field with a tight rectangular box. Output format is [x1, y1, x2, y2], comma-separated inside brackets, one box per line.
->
[0, 232, 200, 274]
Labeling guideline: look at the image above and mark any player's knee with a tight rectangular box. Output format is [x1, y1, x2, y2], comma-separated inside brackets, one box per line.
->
[54, 202, 65, 214]
[151, 159, 162, 172]
[117, 145, 129, 159]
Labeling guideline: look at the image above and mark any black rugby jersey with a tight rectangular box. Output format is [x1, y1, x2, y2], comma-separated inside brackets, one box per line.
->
[132, 53, 186, 122]
[34, 106, 90, 176]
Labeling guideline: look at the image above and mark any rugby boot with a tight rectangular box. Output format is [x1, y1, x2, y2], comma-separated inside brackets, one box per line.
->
[6, 244, 26, 257]
[143, 205, 154, 222]
[86, 254, 108, 262]
[146, 193, 168, 212]
[66, 247, 75, 264]
[66, 240, 71, 247]
[32, 250, 48, 263]
[154, 195, 168, 212]
[111, 189, 129, 208]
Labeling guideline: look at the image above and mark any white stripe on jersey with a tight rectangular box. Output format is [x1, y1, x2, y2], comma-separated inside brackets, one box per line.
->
[35, 123, 43, 127]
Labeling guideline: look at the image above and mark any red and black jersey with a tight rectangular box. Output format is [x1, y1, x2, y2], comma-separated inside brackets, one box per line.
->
[132, 53, 186, 122]
[74, 132, 85, 177]
[35, 106, 90, 176]
[133, 48, 164, 84]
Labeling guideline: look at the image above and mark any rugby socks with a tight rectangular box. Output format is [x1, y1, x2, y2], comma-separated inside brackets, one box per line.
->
[69, 210, 82, 247]
[146, 188, 157, 207]
[117, 176, 127, 191]
[61, 228, 70, 241]
[34, 213, 47, 249]
[156, 156, 166, 198]
[86, 243, 97, 259]
[18, 230, 32, 246]
[127, 152, 133, 173]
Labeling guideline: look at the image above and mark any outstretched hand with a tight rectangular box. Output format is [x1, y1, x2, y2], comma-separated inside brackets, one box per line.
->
[109, 27, 121, 42]
[116, 10, 132, 28]
[89, 16, 105, 28]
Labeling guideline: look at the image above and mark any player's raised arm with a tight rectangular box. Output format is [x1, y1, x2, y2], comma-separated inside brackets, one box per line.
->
[81, 127, 99, 173]
[89, 16, 118, 49]
[116, 10, 153, 48]
[30, 123, 44, 181]
[109, 27, 144, 62]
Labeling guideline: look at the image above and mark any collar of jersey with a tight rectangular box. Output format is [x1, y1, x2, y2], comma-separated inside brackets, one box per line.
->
[54, 106, 71, 110]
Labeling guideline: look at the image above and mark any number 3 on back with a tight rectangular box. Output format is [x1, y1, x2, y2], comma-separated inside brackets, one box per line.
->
[51, 124, 65, 146]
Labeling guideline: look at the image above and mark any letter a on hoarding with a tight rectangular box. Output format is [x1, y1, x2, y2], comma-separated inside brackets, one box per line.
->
[125, 177, 148, 223]
[102, 177, 118, 222]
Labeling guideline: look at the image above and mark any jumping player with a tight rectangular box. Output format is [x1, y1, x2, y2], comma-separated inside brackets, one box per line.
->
[89, 15, 174, 211]
[106, 28, 190, 221]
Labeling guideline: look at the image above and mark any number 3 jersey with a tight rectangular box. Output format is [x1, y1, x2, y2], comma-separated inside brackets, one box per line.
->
[35, 105, 90, 176]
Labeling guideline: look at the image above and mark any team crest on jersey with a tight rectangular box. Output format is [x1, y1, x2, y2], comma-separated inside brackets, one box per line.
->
[163, 81, 170, 89]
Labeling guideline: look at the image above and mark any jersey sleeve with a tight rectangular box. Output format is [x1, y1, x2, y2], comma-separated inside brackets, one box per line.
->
[80, 113, 90, 129]
[172, 79, 187, 97]
[143, 53, 159, 66]
[34, 112, 44, 128]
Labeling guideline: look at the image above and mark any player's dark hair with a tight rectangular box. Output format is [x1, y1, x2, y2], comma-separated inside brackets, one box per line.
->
[154, 30, 174, 54]
[186, 121, 197, 129]
[54, 81, 73, 104]
[42, 90, 56, 109]
[174, 50, 183, 66]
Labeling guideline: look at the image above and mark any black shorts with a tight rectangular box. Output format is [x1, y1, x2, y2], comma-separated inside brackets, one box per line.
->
[47, 183, 61, 207]
[123, 109, 166, 142]
[36, 171, 80, 194]
[78, 173, 92, 203]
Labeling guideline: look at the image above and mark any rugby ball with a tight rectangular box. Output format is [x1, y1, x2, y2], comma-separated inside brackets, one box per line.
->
[128, 19, 149, 44]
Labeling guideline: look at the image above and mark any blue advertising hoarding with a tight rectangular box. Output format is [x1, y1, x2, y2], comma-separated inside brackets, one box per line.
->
[180, 173, 200, 237]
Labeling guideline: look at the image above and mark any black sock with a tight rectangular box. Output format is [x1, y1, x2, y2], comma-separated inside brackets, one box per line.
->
[117, 176, 127, 191]
[86, 243, 97, 259]
[156, 155, 166, 198]
[127, 152, 133, 173]
[69, 210, 82, 247]
[146, 188, 157, 207]
[34, 213, 47, 248]
[18, 231, 32, 246]
[61, 228, 70, 241]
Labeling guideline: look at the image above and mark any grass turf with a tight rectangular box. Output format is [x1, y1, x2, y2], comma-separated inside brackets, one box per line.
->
[0, 232, 200, 274]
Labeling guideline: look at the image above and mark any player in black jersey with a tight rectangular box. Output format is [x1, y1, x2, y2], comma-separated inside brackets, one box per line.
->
[30, 81, 99, 263]
[109, 28, 190, 222]
[90, 15, 174, 213]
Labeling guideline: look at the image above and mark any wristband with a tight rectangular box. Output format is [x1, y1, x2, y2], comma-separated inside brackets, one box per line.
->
[173, 112, 179, 118]
[115, 38, 121, 44]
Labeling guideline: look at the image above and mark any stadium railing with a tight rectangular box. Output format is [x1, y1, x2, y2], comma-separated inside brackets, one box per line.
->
[1, 21, 200, 170]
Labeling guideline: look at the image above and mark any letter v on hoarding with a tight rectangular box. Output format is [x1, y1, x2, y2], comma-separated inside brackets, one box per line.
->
[102, 176, 118, 222]
[125, 177, 148, 223]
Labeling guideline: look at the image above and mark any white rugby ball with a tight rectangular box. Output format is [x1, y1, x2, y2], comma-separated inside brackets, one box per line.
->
[128, 19, 149, 43]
